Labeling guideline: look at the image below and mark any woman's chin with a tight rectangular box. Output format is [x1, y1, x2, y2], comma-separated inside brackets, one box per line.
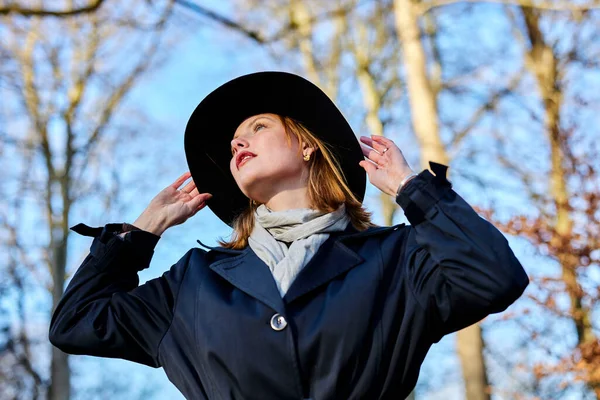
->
[236, 174, 262, 194]
[239, 175, 277, 199]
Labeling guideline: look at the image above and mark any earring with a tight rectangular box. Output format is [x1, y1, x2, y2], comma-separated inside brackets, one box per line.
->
[303, 153, 311, 161]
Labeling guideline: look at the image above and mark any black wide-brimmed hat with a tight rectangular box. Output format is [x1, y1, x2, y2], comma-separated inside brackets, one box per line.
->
[184, 71, 366, 228]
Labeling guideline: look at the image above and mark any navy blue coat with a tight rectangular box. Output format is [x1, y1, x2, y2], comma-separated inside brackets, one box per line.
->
[49, 163, 529, 399]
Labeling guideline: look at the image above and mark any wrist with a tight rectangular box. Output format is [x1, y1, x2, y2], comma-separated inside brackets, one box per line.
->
[395, 171, 419, 197]
[132, 212, 169, 237]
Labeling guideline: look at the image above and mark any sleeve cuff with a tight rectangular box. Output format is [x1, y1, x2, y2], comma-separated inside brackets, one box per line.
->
[70, 222, 161, 271]
[395, 161, 454, 226]
[122, 229, 161, 251]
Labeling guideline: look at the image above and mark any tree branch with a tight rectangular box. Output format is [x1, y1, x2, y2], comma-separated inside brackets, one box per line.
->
[174, 0, 266, 43]
[0, 0, 105, 17]
[75, 2, 173, 186]
[448, 69, 524, 155]
[174, 0, 368, 45]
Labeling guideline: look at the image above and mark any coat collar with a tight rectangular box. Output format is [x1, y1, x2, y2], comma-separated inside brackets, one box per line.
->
[197, 222, 405, 311]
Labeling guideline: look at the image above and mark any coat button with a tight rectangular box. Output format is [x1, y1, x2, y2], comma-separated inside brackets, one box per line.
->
[270, 313, 287, 331]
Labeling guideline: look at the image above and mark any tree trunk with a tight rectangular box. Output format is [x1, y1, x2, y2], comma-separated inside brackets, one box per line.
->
[48, 230, 71, 400]
[392, 0, 448, 168]
[4, 3, 172, 398]
[520, 6, 595, 348]
[393, 1, 489, 399]
[519, 7, 599, 394]
[456, 324, 490, 400]
[48, 348, 70, 400]
[354, 21, 398, 227]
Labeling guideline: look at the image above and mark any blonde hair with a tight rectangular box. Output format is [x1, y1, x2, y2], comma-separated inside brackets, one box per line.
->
[217, 115, 378, 249]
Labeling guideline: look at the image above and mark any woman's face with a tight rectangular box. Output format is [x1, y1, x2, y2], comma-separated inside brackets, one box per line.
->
[230, 113, 313, 205]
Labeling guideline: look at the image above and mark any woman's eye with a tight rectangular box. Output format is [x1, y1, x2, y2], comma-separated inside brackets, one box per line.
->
[254, 123, 266, 132]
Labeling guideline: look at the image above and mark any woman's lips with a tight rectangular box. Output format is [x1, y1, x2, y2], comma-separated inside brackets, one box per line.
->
[238, 155, 255, 169]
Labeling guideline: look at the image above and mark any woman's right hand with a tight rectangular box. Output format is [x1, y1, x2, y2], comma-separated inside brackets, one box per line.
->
[133, 172, 212, 236]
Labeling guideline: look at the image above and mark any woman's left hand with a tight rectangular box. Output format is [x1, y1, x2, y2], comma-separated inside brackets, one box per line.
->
[359, 135, 416, 197]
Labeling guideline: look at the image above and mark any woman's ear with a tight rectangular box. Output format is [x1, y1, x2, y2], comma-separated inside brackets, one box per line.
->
[302, 142, 317, 157]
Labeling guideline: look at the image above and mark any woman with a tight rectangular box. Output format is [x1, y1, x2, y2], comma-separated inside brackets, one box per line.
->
[49, 72, 529, 399]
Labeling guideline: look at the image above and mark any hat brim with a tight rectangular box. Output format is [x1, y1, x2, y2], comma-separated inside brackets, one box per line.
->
[184, 71, 366, 228]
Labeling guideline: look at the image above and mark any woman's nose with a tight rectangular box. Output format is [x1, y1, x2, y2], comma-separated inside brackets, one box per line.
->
[231, 137, 248, 153]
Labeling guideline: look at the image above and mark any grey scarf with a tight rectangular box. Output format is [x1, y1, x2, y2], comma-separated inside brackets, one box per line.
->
[248, 203, 350, 297]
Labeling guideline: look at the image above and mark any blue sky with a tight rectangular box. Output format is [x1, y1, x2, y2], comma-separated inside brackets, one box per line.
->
[53, 1, 600, 398]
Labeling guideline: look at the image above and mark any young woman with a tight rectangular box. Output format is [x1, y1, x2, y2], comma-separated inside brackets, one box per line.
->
[49, 72, 529, 399]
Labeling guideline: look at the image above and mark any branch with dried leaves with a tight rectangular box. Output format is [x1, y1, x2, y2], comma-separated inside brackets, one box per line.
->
[418, 0, 600, 15]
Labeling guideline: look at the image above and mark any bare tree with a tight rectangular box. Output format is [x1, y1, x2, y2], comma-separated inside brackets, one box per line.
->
[0, 2, 174, 398]
[477, 5, 600, 397]
[391, 1, 493, 398]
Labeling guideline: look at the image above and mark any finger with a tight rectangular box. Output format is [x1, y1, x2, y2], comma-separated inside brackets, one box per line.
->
[181, 179, 196, 194]
[171, 171, 192, 190]
[372, 135, 403, 158]
[193, 199, 207, 212]
[191, 201, 206, 216]
[359, 136, 387, 154]
[193, 196, 211, 214]
[190, 193, 212, 208]
[189, 187, 199, 197]
[359, 159, 378, 175]
[371, 134, 396, 147]
[188, 196, 205, 212]
[360, 144, 385, 165]
[372, 135, 400, 155]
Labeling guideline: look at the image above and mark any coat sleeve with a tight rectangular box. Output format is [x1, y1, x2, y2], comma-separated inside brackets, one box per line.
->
[48, 222, 193, 368]
[395, 162, 529, 342]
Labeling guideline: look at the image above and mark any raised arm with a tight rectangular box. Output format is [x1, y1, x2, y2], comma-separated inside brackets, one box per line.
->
[396, 162, 529, 341]
[49, 171, 211, 366]
[49, 222, 193, 367]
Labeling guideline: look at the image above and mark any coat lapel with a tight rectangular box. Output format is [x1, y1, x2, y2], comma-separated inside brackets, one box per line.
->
[282, 223, 404, 304]
[201, 222, 405, 311]
[282, 235, 364, 304]
[207, 247, 286, 313]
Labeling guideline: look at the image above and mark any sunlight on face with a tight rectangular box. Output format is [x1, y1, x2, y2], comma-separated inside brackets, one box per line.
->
[230, 113, 307, 203]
